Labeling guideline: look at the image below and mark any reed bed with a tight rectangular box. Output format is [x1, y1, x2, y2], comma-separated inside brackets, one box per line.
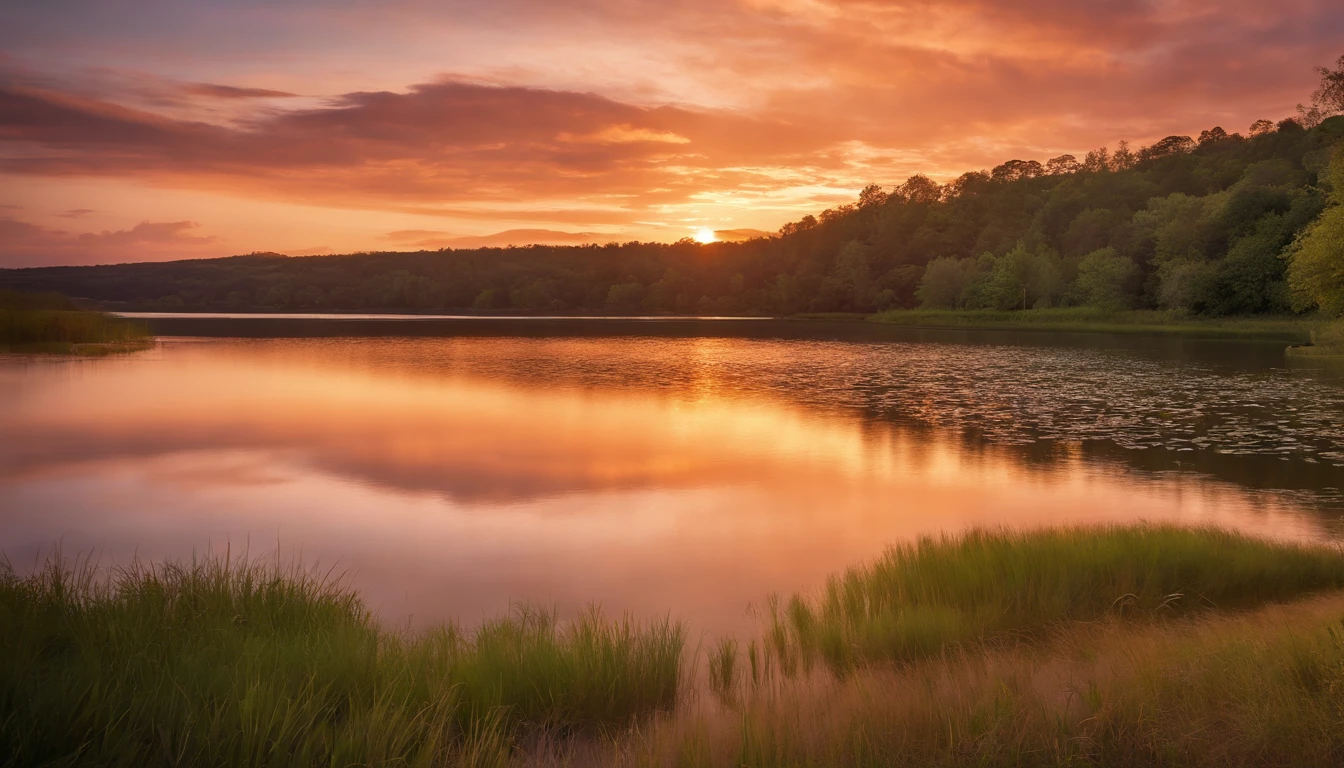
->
[3, 525, 1344, 766]
[0, 554, 684, 767]
[639, 594, 1344, 768]
[1288, 319, 1344, 358]
[0, 289, 149, 351]
[755, 525, 1344, 676]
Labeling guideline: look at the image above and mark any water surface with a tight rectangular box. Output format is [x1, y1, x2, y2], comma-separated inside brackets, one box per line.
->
[3, 330, 1342, 634]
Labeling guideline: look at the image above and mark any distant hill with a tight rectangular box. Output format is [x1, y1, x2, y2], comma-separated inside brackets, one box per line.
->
[4, 116, 1343, 318]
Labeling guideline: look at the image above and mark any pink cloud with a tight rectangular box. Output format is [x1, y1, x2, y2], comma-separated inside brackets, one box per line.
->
[0, 217, 222, 268]
[382, 228, 608, 249]
[0, 0, 1338, 264]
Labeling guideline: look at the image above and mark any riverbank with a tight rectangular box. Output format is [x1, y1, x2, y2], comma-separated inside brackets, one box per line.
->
[5, 524, 1344, 766]
[1288, 320, 1344, 359]
[634, 591, 1344, 768]
[1, 290, 151, 354]
[866, 308, 1318, 342]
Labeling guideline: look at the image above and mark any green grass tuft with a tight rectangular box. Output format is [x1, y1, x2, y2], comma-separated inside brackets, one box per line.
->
[1288, 319, 1344, 358]
[0, 553, 685, 766]
[5, 525, 1344, 766]
[768, 525, 1344, 673]
[1, 290, 150, 352]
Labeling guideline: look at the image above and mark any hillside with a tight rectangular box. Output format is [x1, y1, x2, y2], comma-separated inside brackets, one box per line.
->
[3, 117, 1343, 319]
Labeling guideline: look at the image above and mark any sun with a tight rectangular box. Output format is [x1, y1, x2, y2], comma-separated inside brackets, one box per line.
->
[692, 227, 718, 244]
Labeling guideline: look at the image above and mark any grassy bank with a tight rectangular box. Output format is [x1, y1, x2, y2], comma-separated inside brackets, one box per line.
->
[0, 290, 150, 353]
[867, 308, 1317, 342]
[0, 555, 684, 767]
[1288, 320, 1344, 359]
[3, 525, 1344, 766]
[646, 594, 1344, 768]
[752, 526, 1344, 676]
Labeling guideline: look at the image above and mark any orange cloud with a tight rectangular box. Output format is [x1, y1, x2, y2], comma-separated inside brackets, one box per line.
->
[381, 228, 608, 248]
[0, 0, 1339, 264]
[183, 83, 299, 99]
[0, 217, 222, 267]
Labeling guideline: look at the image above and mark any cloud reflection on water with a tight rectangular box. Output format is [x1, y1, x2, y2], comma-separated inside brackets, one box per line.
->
[1, 336, 1338, 632]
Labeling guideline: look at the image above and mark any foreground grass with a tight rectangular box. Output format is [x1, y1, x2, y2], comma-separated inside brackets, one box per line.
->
[647, 594, 1344, 768]
[0, 555, 684, 767]
[867, 308, 1316, 341]
[0, 290, 150, 353]
[755, 526, 1344, 676]
[3, 525, 1343, 767]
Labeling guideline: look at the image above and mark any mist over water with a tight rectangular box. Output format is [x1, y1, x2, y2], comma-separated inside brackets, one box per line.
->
[3, 332, 1342, 633]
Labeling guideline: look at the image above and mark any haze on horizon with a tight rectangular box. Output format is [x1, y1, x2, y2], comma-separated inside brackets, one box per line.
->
[1, 0, 1341, 268]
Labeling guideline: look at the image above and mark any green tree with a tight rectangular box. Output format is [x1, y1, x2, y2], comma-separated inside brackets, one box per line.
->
[916, 257, 980, 309]
[1297, 55, 1344, 128]
[472, 288, 498, 311]
[605, 282, 645, 313]
[828, 241, 873, 310]
[510, 278, 556, 310]
[1070, 248, 1138, 309]
[1156, 258, 1217, 311]
[967, 243, 1065, 310]
[1287, 147, 1344, 315]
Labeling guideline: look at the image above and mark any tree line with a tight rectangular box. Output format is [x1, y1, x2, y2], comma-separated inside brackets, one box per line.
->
[5, 60, 1344, 319]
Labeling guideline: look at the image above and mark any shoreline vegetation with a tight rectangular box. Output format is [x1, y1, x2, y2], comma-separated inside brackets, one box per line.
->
[0, 290, 151, 354]
[1287, 319, 1344, 358]
[6, 524, 1344, 766]
[4, 113, 1343, 332]
[865, 308, 1320, 342]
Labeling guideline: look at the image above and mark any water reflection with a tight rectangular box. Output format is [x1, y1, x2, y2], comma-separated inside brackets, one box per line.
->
[2, 336, 1342, 633]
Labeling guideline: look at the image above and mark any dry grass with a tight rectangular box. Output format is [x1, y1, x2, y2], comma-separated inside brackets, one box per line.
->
[760, 525, 1344, 676]
[604, 593, 1344, 768]
[5, 526, 1344, 766]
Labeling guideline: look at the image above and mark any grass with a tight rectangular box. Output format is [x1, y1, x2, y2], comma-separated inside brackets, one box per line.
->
[1287, 319, 1344, 359]
[756, 525, 1344, 676]
[866, 308, 1317, 341]
[3, 524, 1343, 766]
[0, 290, 151, 353]
[642, 594, 1344, 768]
[0, 553, 684, 767]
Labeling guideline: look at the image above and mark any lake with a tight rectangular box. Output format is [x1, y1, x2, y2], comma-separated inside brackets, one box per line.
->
[3, 319, 1343, 635]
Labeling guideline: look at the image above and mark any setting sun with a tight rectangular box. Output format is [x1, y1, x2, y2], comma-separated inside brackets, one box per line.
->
[3, 5, 1343, 764]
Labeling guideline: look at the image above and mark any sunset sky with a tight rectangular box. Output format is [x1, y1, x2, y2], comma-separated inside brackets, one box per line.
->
[1, 0, 1341, 267]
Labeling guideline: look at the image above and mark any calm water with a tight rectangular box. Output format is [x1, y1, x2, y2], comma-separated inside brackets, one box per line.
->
[3, 327, 1344, 634]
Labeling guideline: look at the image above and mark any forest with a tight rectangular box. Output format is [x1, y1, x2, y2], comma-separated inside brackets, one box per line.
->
[5, 111, 1344, 320]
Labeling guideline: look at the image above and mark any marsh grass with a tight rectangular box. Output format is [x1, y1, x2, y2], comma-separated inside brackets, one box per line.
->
[0, 553, 685, 767]
[1288, 319, 1344, 358]
[707, 639, 738, 701]
[759, 525, 1344, 676]
[5, 525, 1344, 767]
[1, 290, 149, 352]
[640, 594, 1344, 768]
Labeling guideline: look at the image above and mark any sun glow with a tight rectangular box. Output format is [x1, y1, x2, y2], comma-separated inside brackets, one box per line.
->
[692, 227, 717, 243]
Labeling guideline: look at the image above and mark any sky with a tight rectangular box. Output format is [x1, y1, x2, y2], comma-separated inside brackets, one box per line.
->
[1, 0, 1341, 267]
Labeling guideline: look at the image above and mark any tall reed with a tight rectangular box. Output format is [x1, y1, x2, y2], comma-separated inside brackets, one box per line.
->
[0, 553, 685, 766]
[0, 289, 148, 349]
[762, 525, 1344, 674]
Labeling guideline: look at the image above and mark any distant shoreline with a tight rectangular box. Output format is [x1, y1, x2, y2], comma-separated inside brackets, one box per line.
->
[865, 308, 1318, 342]
[108, 308, 1324, 345]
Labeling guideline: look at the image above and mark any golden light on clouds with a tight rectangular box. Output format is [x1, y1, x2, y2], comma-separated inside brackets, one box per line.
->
[0, 0, 1337, 266]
